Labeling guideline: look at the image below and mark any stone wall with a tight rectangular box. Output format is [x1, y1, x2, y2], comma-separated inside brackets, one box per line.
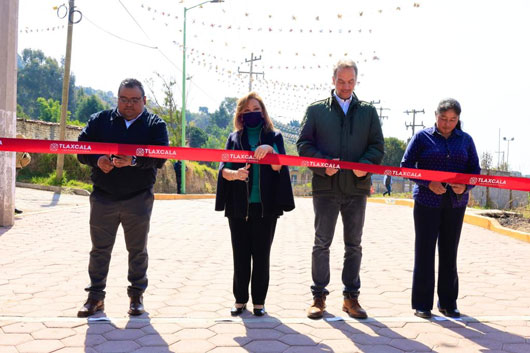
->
[15, 118, 217, 194]
[16, 118, 82, 141]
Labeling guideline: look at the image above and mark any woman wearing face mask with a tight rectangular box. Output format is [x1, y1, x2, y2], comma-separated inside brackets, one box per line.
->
[401, 98, 480, 319]
[215, 92, 295, 316]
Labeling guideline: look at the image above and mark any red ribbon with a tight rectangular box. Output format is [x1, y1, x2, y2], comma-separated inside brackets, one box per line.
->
[1, 137, 529, 192]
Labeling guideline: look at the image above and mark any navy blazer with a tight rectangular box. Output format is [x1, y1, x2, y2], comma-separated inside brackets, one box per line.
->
[215, 128, 295, 218]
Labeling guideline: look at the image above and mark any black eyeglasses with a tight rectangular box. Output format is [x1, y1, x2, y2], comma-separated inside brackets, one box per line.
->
[119, 96, 143, 104]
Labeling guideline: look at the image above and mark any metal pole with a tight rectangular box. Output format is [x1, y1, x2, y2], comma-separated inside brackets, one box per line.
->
[56, 0, 75, 182]
[181, 6, 187, 194]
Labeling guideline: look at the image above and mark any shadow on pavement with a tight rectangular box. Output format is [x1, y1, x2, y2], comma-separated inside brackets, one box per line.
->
[432, 315, 528, 351]
[235, 313, 333, 352]
[0, 226, 13, 236]
[84, 313, 171, 353]
[42, 191, 61, 207]
[325, 315, 432, 352]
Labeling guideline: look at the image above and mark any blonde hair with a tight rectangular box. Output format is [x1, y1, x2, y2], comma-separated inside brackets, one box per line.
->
[233, 92, 275, 132]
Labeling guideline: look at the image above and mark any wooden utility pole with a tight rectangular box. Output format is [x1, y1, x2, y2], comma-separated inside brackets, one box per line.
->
[56, 0, 77, 181]
[370, 100, 390, 125]
[0, 0, 19, 226]
[238, 53, 264, 92]
[404, 109, 425, 139]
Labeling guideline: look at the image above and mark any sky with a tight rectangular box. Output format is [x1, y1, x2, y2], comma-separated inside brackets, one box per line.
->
[17, 0, 530, 176]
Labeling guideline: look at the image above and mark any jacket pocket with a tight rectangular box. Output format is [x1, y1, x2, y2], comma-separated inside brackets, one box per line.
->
[312, 173, 332, 192]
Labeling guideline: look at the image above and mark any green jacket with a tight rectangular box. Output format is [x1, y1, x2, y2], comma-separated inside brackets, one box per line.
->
[297, 90, 385, 196]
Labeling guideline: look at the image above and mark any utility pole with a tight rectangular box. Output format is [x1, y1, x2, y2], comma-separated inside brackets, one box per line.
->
[404, 109, 425, 139]
[56, 0, 81, 182]
[238, 53, 264, 92]
[495, 128, 503, 169]
[370, 100, 390, 125]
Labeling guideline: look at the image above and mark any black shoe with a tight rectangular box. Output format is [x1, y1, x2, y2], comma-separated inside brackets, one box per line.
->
[77, 298, 104, 318]
[439, 308, 460, 318]
[14, 208, 23, 214]
[128, 296, 145, 316]
[253, 306, 266, 316]
[414, 309, 432, 319]
[230, 304, 246, 316]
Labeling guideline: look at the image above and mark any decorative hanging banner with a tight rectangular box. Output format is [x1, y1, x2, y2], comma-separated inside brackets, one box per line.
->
[1, 137, 529, 192]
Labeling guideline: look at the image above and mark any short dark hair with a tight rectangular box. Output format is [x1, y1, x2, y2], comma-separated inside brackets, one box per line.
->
[436, 98, 461, 116]
[118, 78, 145, 97]
[333, 59, 358, 78]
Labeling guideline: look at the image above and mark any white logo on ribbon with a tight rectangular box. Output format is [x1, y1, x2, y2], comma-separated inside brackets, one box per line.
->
[384, 170, 392, 176]
[50, 143, 59, 152]
[301, 160, 309, 167]
[469, 177, 478, 185]
[136, 148, 145, 156]
[221, 153, 229, 161]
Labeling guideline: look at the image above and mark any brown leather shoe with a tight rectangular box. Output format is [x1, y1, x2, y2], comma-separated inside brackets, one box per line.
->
[343, 297, 368, 319]
[128, 296, 145, 316]
[77, 298, 104, 318]
[307, 296, 326, 319]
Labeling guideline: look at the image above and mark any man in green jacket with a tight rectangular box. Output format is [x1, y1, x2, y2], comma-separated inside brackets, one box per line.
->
[297, 59, 384, 319]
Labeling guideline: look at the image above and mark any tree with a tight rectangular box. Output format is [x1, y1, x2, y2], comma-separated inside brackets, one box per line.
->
[187, 125, 208, 148]
[146, 73, 181, 146]
[480, 151, 493, 170]
[75, 94, 108, 123]
[381, 137, 407, 167]
[288, 119, 300, 128]
[36, 97, 64, 122]
[17, 48, 77, 119]
[210, 97, 237, 129]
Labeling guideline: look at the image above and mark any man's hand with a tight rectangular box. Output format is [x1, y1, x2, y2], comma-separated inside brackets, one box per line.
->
[353, 170, 367, 178]
[325, 158, 340, 176]
[111, 154, 134, 168]
[97, 155, 114, 174]
[428, 181, 447, 195]
[449, 183, 466, 195]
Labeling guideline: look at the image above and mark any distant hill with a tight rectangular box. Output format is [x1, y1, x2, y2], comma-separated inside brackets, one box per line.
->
[78, 86, 116, 108]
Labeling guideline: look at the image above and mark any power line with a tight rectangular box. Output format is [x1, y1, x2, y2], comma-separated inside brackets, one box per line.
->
[83, 15, 158, 49]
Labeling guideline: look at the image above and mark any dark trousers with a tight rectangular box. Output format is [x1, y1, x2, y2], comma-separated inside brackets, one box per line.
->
[228, 204, 277, 305]
[412, 201, 466, 311]
[86, 189, 154, 300]
[311, 194, 367, 298]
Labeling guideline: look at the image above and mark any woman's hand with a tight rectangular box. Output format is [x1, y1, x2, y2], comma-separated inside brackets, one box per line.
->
[449, 183, 466, 195]
[428, 181, 447, 195]
[254, 144, 274, 160]
[223, 165, 250, 181]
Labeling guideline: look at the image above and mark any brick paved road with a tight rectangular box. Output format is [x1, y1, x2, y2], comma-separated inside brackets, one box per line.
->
[1, 188, 529, 352]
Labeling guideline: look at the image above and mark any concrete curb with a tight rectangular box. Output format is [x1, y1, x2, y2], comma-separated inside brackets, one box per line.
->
[368, 197, 530, 243]
[16, 182, 90, 196]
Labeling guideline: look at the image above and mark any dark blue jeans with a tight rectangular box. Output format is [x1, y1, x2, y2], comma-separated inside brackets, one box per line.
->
[311, 194, 367, 298]
[412, 201, 466, 311]
[86, 189, 154, 300]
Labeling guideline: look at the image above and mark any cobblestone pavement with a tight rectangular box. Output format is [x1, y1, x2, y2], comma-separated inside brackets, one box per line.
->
[1, 188, 529, 353]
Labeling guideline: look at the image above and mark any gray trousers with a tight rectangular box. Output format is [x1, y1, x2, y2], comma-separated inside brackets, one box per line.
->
[86, 189, 154, 300]
[311, 194, 367, 298]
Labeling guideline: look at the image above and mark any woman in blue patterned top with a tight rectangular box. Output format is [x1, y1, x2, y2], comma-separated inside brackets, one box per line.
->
[215, 92, 295, 317]
[401, 98, 480, 319]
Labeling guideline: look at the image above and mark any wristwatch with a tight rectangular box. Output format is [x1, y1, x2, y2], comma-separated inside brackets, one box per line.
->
[130, 156, 137, 167]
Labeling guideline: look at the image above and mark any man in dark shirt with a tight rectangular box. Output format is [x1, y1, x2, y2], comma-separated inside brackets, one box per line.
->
[76, 78, 168, 317]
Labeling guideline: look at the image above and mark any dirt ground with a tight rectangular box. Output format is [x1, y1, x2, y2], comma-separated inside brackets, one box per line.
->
[484, 212, 530, 233]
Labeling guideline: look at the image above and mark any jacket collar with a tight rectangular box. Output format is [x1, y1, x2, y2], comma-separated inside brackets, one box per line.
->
[330, 89, 359, 107]
[428, 124, 463, 138]
[110, 108, 148, 122]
